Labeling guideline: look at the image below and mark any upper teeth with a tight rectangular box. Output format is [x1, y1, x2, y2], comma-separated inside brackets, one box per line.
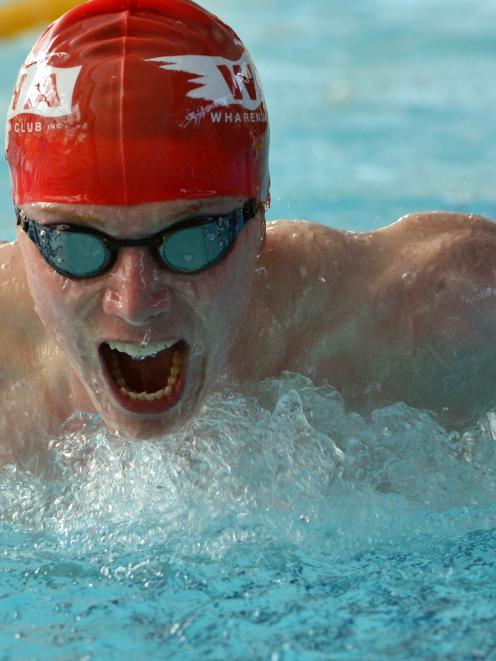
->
[108, 341, 176, 359]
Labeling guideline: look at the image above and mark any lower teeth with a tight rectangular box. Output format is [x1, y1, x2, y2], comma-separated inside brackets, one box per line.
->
[120, 385, 173, 402]
[109, 349, 183, 401]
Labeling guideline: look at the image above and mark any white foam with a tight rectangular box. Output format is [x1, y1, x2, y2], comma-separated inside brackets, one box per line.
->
[2, 372, 496, 561]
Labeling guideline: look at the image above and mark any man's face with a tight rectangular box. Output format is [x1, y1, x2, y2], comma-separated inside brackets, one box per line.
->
[18, 198, 264, 439]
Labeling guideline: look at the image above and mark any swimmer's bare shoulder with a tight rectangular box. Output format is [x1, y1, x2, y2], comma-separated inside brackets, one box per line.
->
[0, 241, 39, 390]
[351, 210, 496, 424]
[0, 242, 74, 463]
[240, 212, 496, 427]
[234, 218, 373, 382]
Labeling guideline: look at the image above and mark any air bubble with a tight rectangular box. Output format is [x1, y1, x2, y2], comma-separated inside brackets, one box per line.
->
[190, 340, 206, 357]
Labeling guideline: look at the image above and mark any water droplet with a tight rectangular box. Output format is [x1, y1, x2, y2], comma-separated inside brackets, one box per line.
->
[191, 341, 206, 357]
[140, 330, 152, 348]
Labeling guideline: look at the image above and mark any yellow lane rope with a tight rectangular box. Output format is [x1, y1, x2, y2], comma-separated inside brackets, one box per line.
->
[0, 0, 81, 38]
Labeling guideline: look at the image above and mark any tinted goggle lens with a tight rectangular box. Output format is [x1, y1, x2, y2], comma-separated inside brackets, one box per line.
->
[160, 216, 238, 273]
[31, 224, 111, 278]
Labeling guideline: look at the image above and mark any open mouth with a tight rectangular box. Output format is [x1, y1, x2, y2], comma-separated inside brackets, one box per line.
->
[100, 339, 188, 414]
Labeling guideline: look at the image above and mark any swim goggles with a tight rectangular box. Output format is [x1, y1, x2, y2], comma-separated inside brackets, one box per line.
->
[16, 199, 261, 279]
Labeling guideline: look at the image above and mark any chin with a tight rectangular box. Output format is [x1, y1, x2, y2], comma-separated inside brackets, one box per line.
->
[92, 368, 207, 442]
[90, 387, 198, 440]
[103, 412, 188, 441]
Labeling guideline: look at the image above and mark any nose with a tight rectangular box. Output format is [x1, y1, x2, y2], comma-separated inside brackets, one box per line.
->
[102, 247, 172, 325]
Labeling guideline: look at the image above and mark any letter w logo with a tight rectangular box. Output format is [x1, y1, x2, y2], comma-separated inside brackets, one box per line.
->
[149, 53, 263, 112]
[217, 63, 257, 102]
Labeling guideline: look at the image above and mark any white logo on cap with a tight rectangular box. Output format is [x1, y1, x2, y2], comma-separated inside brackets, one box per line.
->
[148, 53, 263, 111]
[8, 63, 82, 119]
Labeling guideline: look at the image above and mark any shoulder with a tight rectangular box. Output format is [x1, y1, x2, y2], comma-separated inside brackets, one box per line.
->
[261, 219, 368, 282]
[253, 219, 372, 349]
[387, 209, 495, 230]
[380, 209, 496, 250]
[370, 212, 496, 425]
[369, 211, 496, 352]
[0, 242, 72, 457]
[0, 241, 26, 318]
[260, 211, 496, 292]
[0, 241, 47, 384]
[264, 219, 354, 251]
[0, 240, 30, 315]
[376, 211, 496, 285]
[259, 220, 351, 305]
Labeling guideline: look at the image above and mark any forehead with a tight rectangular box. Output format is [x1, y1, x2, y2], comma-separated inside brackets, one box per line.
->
[20, 198, 246, 236]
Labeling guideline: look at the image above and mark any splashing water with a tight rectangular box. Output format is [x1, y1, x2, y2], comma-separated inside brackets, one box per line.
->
[2, 372, 496, 658]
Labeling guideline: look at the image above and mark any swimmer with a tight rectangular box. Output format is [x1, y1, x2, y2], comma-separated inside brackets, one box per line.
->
[2, 0, 496, 463]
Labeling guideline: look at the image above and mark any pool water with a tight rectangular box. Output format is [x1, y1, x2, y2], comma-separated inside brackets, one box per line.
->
[2, 1, 496, 658]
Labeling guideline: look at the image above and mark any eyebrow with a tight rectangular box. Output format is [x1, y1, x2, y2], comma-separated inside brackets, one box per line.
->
[59, 201, 210, 223]
[25, 202, 231, 231]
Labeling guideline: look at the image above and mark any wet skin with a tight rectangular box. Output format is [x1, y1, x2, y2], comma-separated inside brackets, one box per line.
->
[2, 201, 496, 463]
[1, 198, 265, 456]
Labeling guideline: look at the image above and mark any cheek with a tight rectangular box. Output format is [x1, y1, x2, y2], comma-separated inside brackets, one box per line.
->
[21, 244, 60, 323]
[21, 240, 92, 330]
[193, 235, 257, 324]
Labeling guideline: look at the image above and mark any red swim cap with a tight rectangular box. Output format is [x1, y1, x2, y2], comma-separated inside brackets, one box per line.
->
[5, 0, 269, 205]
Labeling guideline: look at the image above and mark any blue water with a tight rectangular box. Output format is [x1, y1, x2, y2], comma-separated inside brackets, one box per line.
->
[2, 1, 496, 658]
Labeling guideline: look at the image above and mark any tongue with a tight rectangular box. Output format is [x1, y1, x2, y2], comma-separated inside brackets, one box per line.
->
[117, 347, 174, 393]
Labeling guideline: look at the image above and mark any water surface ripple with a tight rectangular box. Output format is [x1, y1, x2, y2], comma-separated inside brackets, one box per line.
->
[1, 373, 496, 659]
